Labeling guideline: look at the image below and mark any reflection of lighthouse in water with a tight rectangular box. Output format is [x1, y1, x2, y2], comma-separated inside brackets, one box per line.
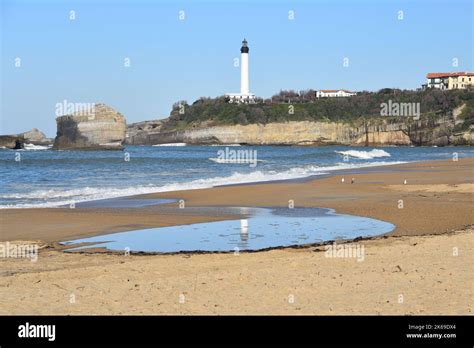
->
[239, 219, 249, 246]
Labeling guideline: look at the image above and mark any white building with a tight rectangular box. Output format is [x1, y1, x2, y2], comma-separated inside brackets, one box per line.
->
[225, 39, 256, 104]
[316, 90, 357, 98]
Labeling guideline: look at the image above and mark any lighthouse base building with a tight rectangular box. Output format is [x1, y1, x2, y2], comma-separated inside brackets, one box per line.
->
[225, 93, 256, 104]
[225, 39, 256, 104]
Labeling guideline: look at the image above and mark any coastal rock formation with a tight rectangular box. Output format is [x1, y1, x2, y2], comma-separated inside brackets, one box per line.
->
[124, 93, 473, 146]
[131, 89, 472, 146]
[0, 128, 52, 149]
[125, 120, 164, 145]
[0, 135, 24, 149]
[21, 128, 52, 145]
[54, 104, 127, 150]
[176, 121, 413, 146]
[126, 117, 472, 147]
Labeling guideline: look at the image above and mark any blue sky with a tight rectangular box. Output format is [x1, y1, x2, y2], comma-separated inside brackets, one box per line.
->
[1, 0, 473, 136]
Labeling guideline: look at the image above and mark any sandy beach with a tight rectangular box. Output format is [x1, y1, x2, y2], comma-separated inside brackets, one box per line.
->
[0, 158, 473, 315]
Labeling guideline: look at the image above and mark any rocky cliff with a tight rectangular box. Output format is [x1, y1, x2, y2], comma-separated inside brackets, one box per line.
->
[133, 88, 472, 146]
[174, 121, 413, 146]
[21, 128, 52, 145]
[126, 111, 473, 147]
[126, 120, 164, 145]
[0, 128, 52, 149]
[0, 135, 24, 149]
[54, 104, 127, 150]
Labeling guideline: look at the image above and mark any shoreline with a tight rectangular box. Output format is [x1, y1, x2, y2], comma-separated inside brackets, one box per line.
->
[0, 156, 409, 210]
[1, 158, 473, 245]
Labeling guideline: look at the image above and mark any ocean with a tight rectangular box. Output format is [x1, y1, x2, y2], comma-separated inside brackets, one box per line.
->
[1, 145, 473, 209]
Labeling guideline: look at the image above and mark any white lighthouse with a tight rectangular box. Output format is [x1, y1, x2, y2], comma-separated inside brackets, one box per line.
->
[240, 39, 250, 95]
[226, 39, 256, 104]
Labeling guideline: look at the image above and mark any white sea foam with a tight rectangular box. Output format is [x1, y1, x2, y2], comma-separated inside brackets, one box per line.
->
[23, 144, 52, 150]
[152, 143, 187, 147]
[210, 144, 242, 146]
[1, 160, 407, 209]
[335, 149, 391, 159]
[208, 158, 267, 163]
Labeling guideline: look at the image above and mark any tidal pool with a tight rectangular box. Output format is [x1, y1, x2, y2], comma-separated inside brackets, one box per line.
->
[62, 207, 395, 253]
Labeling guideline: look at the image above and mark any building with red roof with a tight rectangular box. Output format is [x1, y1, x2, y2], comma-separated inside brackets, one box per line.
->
[423, 72, 474, 90]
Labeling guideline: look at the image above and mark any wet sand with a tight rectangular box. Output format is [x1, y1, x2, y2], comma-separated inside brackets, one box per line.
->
[0, 158, 473, 314]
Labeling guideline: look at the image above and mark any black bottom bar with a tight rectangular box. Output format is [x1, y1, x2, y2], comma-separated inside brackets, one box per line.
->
[1, 315, 473, 346]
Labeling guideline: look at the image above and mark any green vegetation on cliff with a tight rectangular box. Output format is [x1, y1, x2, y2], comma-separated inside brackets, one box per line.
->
[456, 96, 474, 132]
[165, 89, 474, 130]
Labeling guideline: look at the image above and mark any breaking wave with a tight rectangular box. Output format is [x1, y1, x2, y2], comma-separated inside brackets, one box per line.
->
[1, 160, 405, 208]
[152, 143, 187, 147]
[335, 149, 391, 159]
